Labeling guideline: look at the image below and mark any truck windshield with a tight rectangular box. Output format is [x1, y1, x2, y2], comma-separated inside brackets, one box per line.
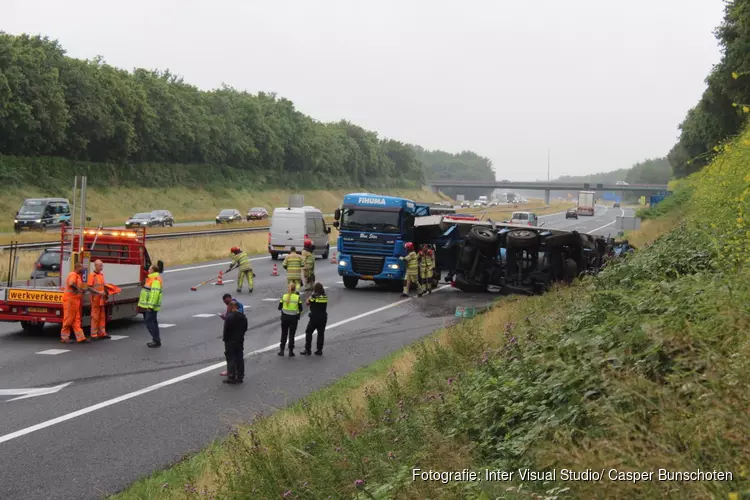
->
[340, 208, 401, 233]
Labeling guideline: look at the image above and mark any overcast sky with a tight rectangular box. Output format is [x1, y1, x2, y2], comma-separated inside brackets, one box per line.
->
[5, 0, 725, 180]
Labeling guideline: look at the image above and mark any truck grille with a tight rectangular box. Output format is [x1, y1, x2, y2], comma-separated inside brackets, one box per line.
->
[342, 240, 395, 257]
[351, 255, 384, 275]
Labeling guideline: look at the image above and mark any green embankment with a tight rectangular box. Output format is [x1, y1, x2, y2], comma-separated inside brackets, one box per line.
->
[0, 161, 448, 231]
[112, 127, 749, 499]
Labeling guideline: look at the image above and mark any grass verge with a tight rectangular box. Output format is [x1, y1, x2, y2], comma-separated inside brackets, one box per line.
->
[111, 127, 750, 499]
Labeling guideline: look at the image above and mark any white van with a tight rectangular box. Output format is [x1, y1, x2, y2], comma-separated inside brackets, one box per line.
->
[269, 206, 331, 260]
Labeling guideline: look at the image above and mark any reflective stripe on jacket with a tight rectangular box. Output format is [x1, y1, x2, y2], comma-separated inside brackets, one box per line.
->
[302, 250, 315, 274]
[88, 271, 106, 305]
[403, 252, 419, 275]
[138, 272, 163, 311]
[279, 292, 302, 315]
[283, 254, 303, 278]
[308, 293, 328, 317]
[232, 251, 253, 271]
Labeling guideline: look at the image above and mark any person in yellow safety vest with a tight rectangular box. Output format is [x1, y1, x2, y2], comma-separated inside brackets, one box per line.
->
[227, 247, 255, 293]
[282, 246, 303, 289]
[301, 239, 315, 291]
[138, 264, 163, 348]
[399, 242, 421, 297]
[278, 282, 303, 356]
[417, 244, 434, 297]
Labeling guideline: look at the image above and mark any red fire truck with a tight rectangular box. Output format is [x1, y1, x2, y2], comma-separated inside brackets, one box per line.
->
[0, 226, 154, 333]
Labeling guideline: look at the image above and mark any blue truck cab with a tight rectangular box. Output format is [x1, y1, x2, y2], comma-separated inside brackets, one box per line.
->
[334, 193, 430, 289]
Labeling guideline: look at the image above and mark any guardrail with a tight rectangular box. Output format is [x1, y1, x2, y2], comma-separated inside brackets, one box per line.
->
[0, 226, 271, 252]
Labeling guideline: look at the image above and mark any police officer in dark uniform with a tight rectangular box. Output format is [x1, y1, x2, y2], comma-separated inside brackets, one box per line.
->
[301, 282, 328, 356]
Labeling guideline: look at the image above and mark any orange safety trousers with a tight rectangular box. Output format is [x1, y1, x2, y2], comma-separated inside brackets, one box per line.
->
[61, 271, 86, 343]
[88, 273, 107, 337]
[61, 295, 85, 342]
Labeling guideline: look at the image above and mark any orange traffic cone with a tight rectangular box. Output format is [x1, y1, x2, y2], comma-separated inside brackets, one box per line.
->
[216, 270, 224, 286]
[330, 250, 337, 264]
[271, 263, 279, 276]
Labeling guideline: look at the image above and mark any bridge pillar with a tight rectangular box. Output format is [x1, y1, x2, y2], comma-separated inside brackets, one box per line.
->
[544, 189, 550, 205]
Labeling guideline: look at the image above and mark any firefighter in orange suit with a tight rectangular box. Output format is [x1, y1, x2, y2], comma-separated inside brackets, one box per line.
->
[87, 259, 111, 340]
[61, 263, 89, 343]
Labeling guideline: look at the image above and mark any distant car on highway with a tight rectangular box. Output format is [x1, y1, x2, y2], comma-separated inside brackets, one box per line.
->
[566, 207, 578, 219]
[216, 209, 243, 224]
[461, 200, 471, 208]
[615, 180, 629, 186]
[613, 201, 621, 208]
[246, 207, 269, 221]
[125, 212, 158, 228]
[508, 211, 541, 226]
[14, 198, 71, 233]
[30, 248, 69, 282]
[150, 210, 174, 227]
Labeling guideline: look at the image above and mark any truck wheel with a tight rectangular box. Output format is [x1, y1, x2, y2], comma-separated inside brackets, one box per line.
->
[467, 226, 499, 247]
[271, 252, 279, 261]
[506, 229, 539, 250]
[343, 276, 358, 289]
[564, 258, 578, 283]
[20, 321, 43, 333]
[322, 244, 330, 260]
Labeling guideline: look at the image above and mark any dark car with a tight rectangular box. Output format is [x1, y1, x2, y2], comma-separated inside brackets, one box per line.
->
[14, 198, 71, 233]
[30, 248, 69, 284]
[566, 208, 578, 219]
[613, 201, 620, 208]
[216, 209, 243, 224]
[150, 210, 174, 227]
[246, 207, 269, 221]
[125, 212, 158, 228]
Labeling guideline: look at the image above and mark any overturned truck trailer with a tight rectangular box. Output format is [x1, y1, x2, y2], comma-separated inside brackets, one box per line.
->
[414, 216, 633, 295]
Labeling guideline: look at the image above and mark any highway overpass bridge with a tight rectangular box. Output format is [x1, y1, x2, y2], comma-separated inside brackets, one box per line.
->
[426, 180, 670, 203]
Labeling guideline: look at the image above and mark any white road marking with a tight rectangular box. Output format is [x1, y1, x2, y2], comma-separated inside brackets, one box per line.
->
[0, 382, 73, 402]
[261, 298, 278, 302]
[212, 280, 234, 284]
[158, 324, 176, 328]
[192, 314, 216, 318]
[163, 256, 269, 274]
[336, 281, 343, 284]
[108, 335, 128, 341]
[0, 285, 449, 445]
[36, 349, 70, 355]
[587, 208, 625, 235]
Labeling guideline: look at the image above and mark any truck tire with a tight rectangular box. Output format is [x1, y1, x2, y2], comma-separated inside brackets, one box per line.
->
[467, 226, 499, 247]
[20, 321, 43, 333]
[343, 276, 358, 289]
[564, 258, 578, 283]
[544, 232, 580, 248]
[271, 252, 279, 260]
[506, 229, 538, 250]
[453, 273, 485, 293]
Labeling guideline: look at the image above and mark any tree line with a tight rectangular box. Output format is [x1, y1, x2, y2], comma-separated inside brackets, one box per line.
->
[668, 0, 750, 178]
[0, 33, 492, 189]
[556, 157, 671, 185]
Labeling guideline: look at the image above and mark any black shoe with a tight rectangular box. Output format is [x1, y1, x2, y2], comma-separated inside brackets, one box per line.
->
[301, 350, 312, 356]
[236, 289, 242, 293]
[248, 289, 253, 293]
[147, 341, 161, 348]
[314, 350, 323, 356]
[278, 351, 285, 356]
[100, 334, 111, 339]
[418, 292, 424, 297]
[401, 293, 409, 297]
[288, 351, 295, 357]
[223, 379, 239, 384]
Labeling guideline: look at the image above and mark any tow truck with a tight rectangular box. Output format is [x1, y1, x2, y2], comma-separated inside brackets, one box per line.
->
[0, 176, 156, 333]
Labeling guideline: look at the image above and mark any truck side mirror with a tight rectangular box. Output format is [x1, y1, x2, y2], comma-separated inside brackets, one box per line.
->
[332, 221, 339, 229]
[334, 208, 340, 221]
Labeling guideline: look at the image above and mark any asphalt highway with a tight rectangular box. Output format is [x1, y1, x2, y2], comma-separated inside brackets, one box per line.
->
[0, 204, 632, 499]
